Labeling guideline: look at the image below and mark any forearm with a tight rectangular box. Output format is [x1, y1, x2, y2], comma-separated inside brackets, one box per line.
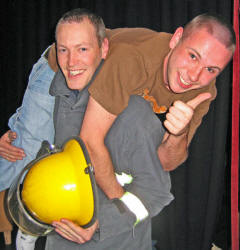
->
[159, 93, 212, 171]
[83, 140, 124, 199]
[158, 131, 188, 171]
[80, 96, 125, 200]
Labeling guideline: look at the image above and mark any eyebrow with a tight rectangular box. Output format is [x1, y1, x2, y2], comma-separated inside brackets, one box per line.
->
[188, 47, 221, 71]
[57, 42, 93, 48]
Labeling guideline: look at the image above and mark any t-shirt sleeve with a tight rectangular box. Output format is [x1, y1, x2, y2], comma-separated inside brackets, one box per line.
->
[89, 44, 148, 115]
[47, 43, 58, 72]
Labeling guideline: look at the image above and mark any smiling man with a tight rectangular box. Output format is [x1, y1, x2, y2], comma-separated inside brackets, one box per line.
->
[45, 9, 174, 250]
[56, 20, 108, 91]
[164, 25, 233, 93]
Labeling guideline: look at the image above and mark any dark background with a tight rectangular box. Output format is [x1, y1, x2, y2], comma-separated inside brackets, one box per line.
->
[1, 0, 234, 249]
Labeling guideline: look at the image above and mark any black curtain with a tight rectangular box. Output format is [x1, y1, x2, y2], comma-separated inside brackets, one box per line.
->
[1, 1, 233, 249]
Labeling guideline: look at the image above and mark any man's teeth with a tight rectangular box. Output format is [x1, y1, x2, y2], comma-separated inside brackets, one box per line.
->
[70, 70, 84, 76]
[180, 75, 191, 86]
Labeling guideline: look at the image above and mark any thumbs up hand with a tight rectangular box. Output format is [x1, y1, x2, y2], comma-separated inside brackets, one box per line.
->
[163, 92, 211, 136]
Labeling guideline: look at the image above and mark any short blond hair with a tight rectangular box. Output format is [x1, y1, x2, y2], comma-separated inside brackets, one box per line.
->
[183, 13, 236, 54]
[56, 8, 106, 47]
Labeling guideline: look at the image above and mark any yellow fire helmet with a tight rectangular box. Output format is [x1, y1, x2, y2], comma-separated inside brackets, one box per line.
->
[7, 137, 98, 236]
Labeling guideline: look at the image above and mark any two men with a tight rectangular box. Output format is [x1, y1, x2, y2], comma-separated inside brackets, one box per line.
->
[0, 8, 235, 250]
[52, 12, 235, 248]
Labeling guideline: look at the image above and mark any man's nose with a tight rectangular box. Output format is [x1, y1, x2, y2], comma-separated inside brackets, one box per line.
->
[188, 65, 202, 82]
[67, 52, 77, 67]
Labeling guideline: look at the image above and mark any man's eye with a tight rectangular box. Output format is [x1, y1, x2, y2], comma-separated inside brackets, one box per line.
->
[80, 48, 87, 52]
[206, 67, 215, 74]
[58, 48, 66, 53]
[190, 53, 196, 60]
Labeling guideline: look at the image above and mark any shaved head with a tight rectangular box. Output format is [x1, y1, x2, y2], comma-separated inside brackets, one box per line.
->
[182, 13, 236, 54]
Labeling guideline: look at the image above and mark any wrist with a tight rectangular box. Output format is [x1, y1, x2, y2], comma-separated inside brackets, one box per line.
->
[120, 192, 149, 225]
[168, 130, 188, 145]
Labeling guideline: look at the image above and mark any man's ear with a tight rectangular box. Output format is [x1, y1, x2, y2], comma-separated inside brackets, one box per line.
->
[101, 38, 109, 59]
[169, 27, 183, 49]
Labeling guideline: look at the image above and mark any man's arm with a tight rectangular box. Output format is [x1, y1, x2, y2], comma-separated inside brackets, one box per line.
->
[0, 130, 25, 162]
[158, 92, 212, 171]
[80, 96, 124, 199]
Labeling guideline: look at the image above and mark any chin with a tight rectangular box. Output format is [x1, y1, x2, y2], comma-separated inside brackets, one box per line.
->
[66, 83, 78, 90]
[67, 80, 83, 90]
[168, 84, 182, 94]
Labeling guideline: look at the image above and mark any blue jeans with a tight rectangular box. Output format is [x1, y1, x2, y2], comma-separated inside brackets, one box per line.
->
[0, 47, 55, 191]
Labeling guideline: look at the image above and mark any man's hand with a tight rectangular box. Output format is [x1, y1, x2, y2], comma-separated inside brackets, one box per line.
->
[164, 93, 212, 136]
[158, 93, 211, 171]
[52, 219, 99, 244]
[0, 130, 25, 162]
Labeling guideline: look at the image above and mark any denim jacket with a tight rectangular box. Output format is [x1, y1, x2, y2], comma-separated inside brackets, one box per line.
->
[0, 47, 55, 191]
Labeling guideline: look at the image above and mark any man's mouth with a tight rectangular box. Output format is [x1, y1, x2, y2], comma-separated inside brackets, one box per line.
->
[69, 69, 85, 76]
[179, 75, 192, 89]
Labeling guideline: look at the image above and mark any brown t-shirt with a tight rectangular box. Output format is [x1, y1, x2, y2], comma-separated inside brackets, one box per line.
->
[89, 28, 217, 143]
[48, 28, 217, 143]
